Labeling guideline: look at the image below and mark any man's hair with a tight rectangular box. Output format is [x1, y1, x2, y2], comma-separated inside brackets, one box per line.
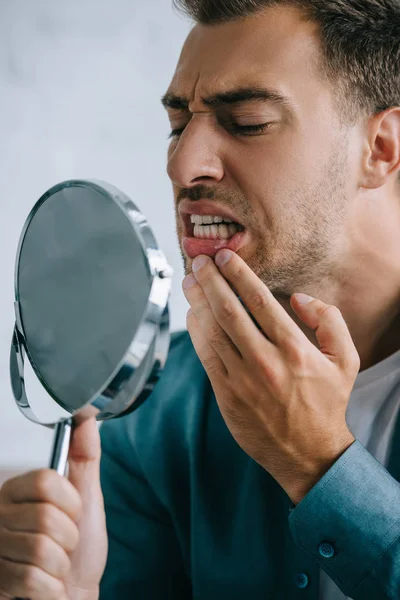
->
[172, 0, 400, 127]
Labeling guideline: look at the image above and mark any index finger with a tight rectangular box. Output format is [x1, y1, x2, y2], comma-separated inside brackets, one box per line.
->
[215, 250, 306, 347]
[0, 469, 82, 524]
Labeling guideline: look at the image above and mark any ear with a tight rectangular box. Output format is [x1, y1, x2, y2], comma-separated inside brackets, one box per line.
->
[360, 107, 400, 190]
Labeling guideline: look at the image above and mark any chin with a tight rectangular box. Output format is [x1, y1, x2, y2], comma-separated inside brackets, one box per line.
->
[183, 258, 194, 276]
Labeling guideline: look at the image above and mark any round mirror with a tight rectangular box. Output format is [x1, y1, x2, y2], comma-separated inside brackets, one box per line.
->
[10, 180, 172, 473]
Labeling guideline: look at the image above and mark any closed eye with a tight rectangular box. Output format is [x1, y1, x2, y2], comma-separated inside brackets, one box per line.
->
[168, 123, 271, 139]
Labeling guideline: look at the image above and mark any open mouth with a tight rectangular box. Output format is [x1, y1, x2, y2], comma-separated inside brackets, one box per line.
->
[182, 213, 248, 259]
[188, 215, 245, 240]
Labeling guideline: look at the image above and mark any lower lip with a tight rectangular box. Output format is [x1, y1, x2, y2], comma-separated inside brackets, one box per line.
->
[182, 230, 249, 259]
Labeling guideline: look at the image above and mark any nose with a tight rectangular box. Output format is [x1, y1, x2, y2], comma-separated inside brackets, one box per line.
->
[166, 115, 224, 188]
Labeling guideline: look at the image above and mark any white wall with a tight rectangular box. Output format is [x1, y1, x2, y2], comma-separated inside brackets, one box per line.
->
[0, 0, 192, 468]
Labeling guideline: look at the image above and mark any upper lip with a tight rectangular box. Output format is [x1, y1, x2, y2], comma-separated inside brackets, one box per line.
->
[179, 200, 245, 236]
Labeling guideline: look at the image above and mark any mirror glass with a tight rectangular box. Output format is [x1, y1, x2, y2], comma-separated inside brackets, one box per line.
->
[15, 183, 153, 418]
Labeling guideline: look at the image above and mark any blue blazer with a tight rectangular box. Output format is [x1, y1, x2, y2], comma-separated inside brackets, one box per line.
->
[99, 331, 400, 599]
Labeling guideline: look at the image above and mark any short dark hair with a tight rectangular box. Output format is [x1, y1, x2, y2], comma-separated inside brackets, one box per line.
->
[172, 0, 400, 125]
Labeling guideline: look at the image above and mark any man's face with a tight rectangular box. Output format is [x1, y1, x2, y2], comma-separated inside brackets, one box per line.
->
[164, 5, 357, 297]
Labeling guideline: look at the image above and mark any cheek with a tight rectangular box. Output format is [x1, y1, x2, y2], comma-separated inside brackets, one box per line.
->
[235, 136, 322, 213]
[233, 150, 290, 220]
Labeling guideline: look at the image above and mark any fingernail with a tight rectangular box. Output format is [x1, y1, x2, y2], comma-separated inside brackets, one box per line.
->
[183, 273, 197, 289]
[192, 255, 208, 273]
[294, 293, 314, 305]
[215, 249, 232, 267]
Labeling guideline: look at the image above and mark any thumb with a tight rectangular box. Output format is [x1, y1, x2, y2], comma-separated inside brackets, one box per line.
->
[67, 416, 102, 494]
[291, 293, 360, 370]
[65, 417, 108, 591]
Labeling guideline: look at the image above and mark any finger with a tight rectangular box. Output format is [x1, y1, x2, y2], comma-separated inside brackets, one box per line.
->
[189, 255, 274, 356]
[0, 556, 68, 600]
[0, 470, 82, 525]
[186, 308, 228, 381]
[291, 295, 361, 372]
[0, 529, 71, 579]
[214, 250, 305, 347]
[0, 502, 79, 554]
[183, 271, 241, 370]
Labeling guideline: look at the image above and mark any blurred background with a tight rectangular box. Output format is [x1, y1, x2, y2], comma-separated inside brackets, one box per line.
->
[0, 0, 192, 476]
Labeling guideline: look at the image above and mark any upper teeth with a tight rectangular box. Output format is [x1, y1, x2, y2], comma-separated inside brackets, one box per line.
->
[190, 215, 234, 225]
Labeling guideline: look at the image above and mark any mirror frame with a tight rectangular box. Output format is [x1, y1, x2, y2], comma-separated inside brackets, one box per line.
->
[10, 180, 172, 428]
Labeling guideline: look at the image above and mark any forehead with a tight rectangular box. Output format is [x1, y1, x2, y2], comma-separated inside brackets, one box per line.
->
[167, 6, 324, 108]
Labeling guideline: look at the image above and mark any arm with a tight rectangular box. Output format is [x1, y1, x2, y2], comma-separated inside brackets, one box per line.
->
[289, 440, 400, 600]
[98, 416, 192, 600]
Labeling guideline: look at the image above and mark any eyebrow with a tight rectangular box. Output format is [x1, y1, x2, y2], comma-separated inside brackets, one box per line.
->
[161, 86, 295, 113]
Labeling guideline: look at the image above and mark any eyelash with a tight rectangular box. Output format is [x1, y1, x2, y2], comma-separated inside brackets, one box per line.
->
[168, 123, 270, 139]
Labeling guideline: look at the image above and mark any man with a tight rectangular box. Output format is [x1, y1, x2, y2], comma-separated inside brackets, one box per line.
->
[0, 1, 399, 599]
[99, 1, 400, 598]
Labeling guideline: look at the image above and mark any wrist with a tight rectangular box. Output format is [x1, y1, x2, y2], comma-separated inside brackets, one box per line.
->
[281, 434, 356, 505]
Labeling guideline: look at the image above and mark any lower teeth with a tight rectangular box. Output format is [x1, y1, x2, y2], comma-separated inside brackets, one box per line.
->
[193, 223, 241, 240]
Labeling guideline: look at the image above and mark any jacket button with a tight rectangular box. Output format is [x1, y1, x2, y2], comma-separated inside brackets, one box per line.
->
[295, 573, 309, 589]
[319, 542, 335, 558]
